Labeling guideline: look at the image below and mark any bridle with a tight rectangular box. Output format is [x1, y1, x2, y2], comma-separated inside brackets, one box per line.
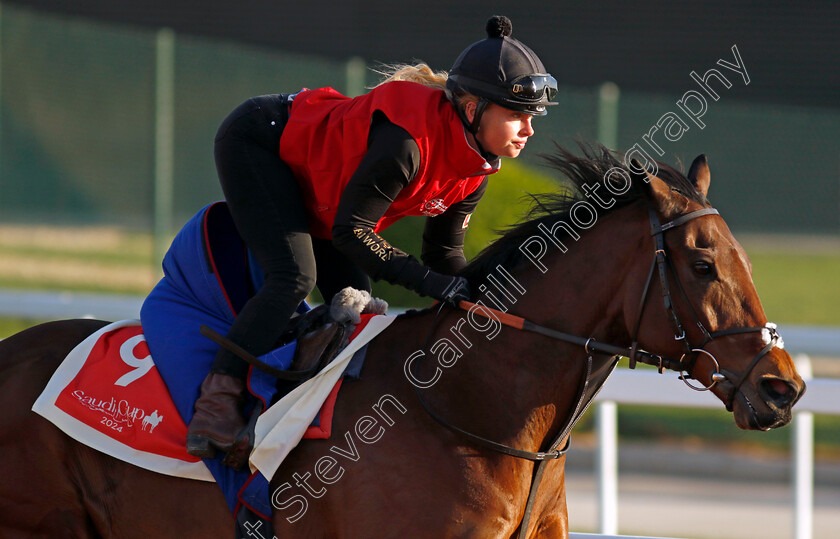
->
[629, 207, 782, 410]
[411, 204, 783, 538]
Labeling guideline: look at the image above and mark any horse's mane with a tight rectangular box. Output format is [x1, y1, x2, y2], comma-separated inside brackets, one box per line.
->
[459, 142, 708, 285]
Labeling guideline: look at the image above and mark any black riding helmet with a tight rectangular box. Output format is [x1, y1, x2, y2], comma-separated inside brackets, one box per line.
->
[447, 16, 557, 134]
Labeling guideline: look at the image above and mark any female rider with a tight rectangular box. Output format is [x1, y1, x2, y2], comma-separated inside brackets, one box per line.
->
[186, 15, 558, 469]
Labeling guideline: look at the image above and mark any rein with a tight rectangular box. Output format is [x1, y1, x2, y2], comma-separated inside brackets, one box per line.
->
[412, 205, 783, 538]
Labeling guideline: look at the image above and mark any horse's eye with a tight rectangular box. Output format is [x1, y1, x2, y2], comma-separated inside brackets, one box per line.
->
[693, 260, 714, 276]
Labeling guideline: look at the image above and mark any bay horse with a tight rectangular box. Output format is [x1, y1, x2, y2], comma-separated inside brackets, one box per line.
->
[0, 145, 805, 538]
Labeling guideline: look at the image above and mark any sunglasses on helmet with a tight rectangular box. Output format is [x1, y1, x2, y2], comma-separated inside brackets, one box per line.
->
[510, 74, 558, 101]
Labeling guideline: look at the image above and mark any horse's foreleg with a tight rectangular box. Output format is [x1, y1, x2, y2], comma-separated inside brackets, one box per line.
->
[527, 493, 569, 539]
[521, 459, 569, 539]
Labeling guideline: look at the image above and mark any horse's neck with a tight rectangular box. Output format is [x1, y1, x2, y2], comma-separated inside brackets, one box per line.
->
[405, 210, 646, 451]
[513, 209, 646, 344]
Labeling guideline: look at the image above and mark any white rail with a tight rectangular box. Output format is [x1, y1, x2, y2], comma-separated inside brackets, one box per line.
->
[0, 289, 144, 320]
[592, 353, 838, 539]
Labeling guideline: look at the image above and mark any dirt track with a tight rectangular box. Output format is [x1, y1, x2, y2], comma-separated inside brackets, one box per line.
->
[565, 442, 840, 538]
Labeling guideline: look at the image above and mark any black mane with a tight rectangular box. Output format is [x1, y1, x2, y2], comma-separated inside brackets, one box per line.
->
[459, 142, 708, 284]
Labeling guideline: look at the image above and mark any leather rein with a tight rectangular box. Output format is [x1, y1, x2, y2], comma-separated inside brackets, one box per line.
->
[412, 206, 783, 538]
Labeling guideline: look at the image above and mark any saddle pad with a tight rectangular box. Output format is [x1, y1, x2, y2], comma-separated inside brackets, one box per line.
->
[31, 320, 214, 481]
[31, 314, 394, 485]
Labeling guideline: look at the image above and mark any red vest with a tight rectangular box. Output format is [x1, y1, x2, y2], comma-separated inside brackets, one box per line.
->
[278, 82, 498, 238]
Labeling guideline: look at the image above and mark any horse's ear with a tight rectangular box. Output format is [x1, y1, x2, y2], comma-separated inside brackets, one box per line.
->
[642, 172, 675, 213]
[687, 154, 711, 197]
[633, 158, 676, 215]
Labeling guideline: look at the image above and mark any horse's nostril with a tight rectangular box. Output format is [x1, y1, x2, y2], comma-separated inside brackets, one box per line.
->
[768, 379, 789, 396]
[761, 378, 796, 407]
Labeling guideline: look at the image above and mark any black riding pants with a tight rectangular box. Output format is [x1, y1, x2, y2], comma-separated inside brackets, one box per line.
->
[211, 94, 370, 379]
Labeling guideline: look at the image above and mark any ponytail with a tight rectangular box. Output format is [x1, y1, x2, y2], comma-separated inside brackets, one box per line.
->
[374, 63, 448, 90]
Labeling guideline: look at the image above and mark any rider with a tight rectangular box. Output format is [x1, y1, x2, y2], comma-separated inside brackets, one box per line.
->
[186, 15, 558, 468]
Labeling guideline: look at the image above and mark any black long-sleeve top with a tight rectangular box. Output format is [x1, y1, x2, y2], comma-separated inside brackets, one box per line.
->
[331, 114, 490, 290]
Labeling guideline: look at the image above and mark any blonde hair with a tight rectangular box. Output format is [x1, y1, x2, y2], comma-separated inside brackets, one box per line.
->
[374, 62, 449, 90]
[374, 62, 480, 115]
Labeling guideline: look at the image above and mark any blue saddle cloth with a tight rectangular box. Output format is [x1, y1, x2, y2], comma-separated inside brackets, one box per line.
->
[140, 202, 304, 530]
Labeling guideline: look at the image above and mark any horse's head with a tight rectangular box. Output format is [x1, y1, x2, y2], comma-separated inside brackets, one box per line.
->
[462, 144, 805, 430]
[630, 154, 805, 430]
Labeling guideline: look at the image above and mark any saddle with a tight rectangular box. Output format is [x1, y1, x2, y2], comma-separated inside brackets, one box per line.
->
[288, 287, 389, 375]
[285, 304, 353, 375]
[201, 288, 388, 385]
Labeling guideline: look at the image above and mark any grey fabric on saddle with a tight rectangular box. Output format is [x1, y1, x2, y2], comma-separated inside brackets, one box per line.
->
[328, 287, 389, 324]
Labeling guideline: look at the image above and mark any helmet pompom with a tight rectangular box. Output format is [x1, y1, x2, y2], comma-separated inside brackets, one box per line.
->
[486, 15, 512, 38]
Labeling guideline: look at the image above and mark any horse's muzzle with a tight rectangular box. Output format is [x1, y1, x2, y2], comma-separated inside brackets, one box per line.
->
[733, 375, 806, 431]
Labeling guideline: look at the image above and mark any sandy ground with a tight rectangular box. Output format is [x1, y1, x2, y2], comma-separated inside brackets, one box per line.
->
[565, 442, 840, 539]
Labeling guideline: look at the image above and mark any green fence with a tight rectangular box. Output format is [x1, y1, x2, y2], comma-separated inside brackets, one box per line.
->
[1, 3, 838, 236]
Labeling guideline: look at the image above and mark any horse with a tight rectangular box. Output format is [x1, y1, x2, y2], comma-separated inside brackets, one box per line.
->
[141, 410, 164, 433]
[0, 144, 805, 538]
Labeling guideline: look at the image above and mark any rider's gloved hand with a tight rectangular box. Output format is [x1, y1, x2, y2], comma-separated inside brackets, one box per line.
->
[417, 271, 471, 307]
